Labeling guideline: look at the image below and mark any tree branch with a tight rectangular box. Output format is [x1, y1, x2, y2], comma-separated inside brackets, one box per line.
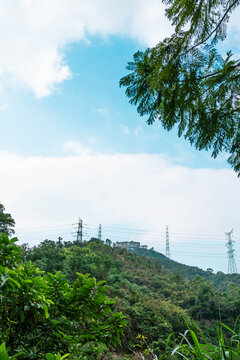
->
[184, 0, 239, 54]
[199, 61, 240, 80]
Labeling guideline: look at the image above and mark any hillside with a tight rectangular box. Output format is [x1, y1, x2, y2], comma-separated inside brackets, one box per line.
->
[23, 237, 240, 356]
[132, 247, 240, 292]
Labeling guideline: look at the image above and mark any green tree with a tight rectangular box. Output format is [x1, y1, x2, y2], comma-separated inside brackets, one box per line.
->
[26, 239, 65, 273]
[0, 233, 126, 359]
[0, 203, 15, 236]
[120, 0, 240, 174]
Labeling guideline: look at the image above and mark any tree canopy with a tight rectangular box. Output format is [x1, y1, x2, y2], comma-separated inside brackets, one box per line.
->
[120, 0, 240, 174]
[0, 203, 15, 236]
[0, 234, 126, 359]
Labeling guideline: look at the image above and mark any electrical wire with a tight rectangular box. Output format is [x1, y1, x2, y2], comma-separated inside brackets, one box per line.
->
[14, 222, 240, 264]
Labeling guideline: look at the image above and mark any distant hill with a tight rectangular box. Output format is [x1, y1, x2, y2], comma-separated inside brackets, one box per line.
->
[131, 247, 240, 292]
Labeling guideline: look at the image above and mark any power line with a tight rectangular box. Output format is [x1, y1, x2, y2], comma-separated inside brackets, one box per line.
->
[15, 228, 236, 250]
[15, 223, 73, 232]
[14, 222, 240, 268]
[16, 223, 230, 243]
[94, 224, 227, 238]
[171, 251, 226, 258]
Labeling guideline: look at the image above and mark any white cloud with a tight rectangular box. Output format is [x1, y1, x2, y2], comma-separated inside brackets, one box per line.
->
[62, 140, 93, 155]
[92, 108, 110, 118]
[120, 124, 130, 135]
[134, 125, 143, 136]
[0, 0, 172, 97]
[0, 150, 239, 238]
[1, 150, 239, 271]
[228, 6, 240, 34]
[0, 1, 239, 98]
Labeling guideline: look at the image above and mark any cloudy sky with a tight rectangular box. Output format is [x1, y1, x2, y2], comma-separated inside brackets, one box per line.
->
[1, 0, 240, 272]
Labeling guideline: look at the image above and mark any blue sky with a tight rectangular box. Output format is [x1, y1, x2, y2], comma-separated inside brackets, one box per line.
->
[0, 35, 230, 166]
[1, 0, 240, 272]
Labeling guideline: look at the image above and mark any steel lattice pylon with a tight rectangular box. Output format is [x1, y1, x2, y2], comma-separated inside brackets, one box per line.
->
[98, 224, 102, 240]
[165, 226, 171, 259]
[226, 229, 238, 274]
[76, 218, 83, 243]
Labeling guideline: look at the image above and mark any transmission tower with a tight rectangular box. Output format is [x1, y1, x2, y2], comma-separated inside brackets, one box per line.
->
[76, 218, 83, 243]
[225, 229, 238, 274]
[165, 225, 171, 259]
[98, 224, 102, 240]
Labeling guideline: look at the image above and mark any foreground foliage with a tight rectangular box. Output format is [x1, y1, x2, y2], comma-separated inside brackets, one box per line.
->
[3, 230, 240, 358]
[0, 342, 69, 360]
[0, 233, 126, 359]
[171, 321, 240, 359]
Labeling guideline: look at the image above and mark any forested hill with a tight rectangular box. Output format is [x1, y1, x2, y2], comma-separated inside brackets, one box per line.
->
[22, 237, 240, 356]
[132, 247, 240, 292]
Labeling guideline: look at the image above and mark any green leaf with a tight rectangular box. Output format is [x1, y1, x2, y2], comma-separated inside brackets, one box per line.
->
[8, 277, 21, 288]
[20, 310, 25, 323]
[42, 304, 49, 319]
[9, 238, 18, 244]
[60, 354, 70, 360]
[0, 343, 9, 360]
[10, 353, 25, 359]
[189, 330, 204, 360]
[96, 280, 106, 286]
[46, 354, 55, 360]
[1, 233, 9, 244]
[221, 322, 237, 335]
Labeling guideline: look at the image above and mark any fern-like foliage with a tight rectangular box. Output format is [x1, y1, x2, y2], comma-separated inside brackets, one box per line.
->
[120, 0, 240, 174]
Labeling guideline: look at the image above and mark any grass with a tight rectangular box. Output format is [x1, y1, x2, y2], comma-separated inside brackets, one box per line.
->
[170, 321, 240, 359]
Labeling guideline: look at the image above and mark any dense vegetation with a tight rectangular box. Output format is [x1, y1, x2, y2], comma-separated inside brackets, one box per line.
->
[20, 236, 240, 358]
[2, 203, 240, 359]
[0, 234, 126, 359]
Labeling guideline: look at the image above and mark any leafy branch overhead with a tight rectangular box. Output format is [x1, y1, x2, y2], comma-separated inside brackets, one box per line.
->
[120, 0, 240, 173]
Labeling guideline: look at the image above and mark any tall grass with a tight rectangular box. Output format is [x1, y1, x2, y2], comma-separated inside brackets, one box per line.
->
[171, 321, 240, 359]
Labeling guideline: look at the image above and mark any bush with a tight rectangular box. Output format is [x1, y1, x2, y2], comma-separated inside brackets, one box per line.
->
[0, 233, 126, 359]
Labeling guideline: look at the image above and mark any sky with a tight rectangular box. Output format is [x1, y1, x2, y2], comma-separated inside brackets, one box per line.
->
[1, 0, 240, 273]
